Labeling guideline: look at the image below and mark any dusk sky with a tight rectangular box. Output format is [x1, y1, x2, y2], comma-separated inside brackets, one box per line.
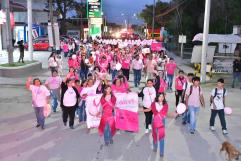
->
[103, 0, 170, 25]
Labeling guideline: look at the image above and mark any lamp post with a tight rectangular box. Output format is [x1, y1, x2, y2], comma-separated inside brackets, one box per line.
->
[151, 0, 156, 39]
[201, 0, 211, 83]
[27, 0, 33, 61]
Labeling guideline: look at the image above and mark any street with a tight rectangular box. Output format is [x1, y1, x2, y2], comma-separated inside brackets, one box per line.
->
[0, 52, 241, 161]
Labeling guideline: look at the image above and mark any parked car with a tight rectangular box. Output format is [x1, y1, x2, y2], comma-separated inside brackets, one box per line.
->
[24, 37, 51, 51]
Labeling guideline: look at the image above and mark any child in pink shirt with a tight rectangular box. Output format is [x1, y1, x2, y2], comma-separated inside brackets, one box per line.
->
[175, 70, 187, 106]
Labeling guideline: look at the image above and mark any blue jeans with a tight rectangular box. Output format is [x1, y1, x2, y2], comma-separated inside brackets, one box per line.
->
[182, 110, 190, 123]
[80, 69, 89, 81]
[189, 106, 200, 132]
[133, 69, 141, 87]
[232, 72, 241, 88]
[50, 89, 58, 112]
[77, 100, 86, 122]
[153, 119, 165, 156]
[111, 69, 118, 81]
[167, 74, 174, 90]
[34, 107, 45, 127]
[104, 123, 113, 144]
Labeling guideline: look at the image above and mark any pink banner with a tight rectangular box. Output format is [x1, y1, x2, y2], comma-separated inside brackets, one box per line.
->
[115, 108, 139, 132]
[151, 42, 162, 51]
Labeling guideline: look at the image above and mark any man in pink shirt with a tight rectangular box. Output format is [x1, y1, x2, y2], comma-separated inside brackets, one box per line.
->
[166, 58, 177, 91]
[185, 77, 205, 134]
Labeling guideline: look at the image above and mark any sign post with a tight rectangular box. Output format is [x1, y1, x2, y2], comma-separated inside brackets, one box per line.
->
[178, 35, 186, 58]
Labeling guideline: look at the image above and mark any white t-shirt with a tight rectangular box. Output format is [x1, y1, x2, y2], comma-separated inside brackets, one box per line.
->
[155, 102, 163, 112]
[48, 57, 58, 67]
[30, 85, 50, 107]
[143, 87, 156, 108]
[80, 80, 100, 97]
[45, 76, 62, 90]
[211, 88, 227, 110]
[63, 87, 77, 107]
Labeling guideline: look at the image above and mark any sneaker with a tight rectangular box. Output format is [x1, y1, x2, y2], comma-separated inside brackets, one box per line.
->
[145, 129, 149, 134]
[70, 126, 74, 129]
[222, 130, 228, 135]
[36, 124, 40, 128]
[148, 125, 152, 130]
[64, 122, 67, 126]
[190, 131, 195, 134]
[210, 126, 215, 131]
[182, 121, 187, 125]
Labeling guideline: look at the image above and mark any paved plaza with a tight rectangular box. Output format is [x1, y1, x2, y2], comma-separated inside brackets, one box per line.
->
[0, 51, 241, 161]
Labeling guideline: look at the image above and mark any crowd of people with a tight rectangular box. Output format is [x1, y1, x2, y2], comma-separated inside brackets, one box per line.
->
[25, 38, 230, 158]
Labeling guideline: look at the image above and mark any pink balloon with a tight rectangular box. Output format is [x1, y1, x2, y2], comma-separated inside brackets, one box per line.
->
[176, 103, 186, 114]
[224, 107, 232, 115]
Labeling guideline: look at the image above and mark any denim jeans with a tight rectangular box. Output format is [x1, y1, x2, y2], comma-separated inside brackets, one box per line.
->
[50, 89, 58, 112]
[111, 69, 118, 81]
[104, 123, 112, 144]
[182, 110, 190, 123]
[153, 119, 165, 156]
[232, 72, 241, 88]
[133, 69, 141, 87]
[80, 69, 89, 81]
[189, 106, 200, 132]
[167, 74, 174, 90]
[77, 100, 86, 122]
[34, 107, 45, 127]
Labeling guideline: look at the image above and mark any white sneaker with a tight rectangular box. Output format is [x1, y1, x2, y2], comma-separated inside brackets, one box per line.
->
[148, 125, 152, 130]
[222, 130, 228, 135]
[210, 126, 215, 131]
[145, 129, 149, 134]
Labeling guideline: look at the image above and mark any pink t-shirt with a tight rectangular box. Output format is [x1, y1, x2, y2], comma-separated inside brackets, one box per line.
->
[30, 85, 50, 107]
[175, 76, 187, 91]
[166, 63, 177, 75]
[111, 83, 128, 93]
[132, 59, 143, 70]
[186, 86, 203, 107]
[63, 44, 69, 53]
[158, 79, 167, 93]
[45, 76, 62, 90]
[121, 58, 131, 69]
[66, 72, 79, 80]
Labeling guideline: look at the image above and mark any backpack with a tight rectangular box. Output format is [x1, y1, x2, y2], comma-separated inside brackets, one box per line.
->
[189, 85, 201, 96]
[213, 88, 226, 99]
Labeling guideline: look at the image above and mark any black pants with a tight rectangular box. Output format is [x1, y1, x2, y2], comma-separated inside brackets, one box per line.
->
[143, 107, 153, 129]
[210, 109, 227, 130]
[175, 90, 183, 106]
[122, 68, 130, 81]
[62, 106, 76, 127]
[18, 52, 24, 63]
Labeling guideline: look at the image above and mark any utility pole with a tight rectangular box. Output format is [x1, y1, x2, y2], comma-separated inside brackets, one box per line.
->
[2, 0, 13, 64]
[151, 0, 156, 39]
[49, 0, 56, 51]
[201, 0, 211, 83]
[80, 12, 83, 39]
[27, 0, 33, 61]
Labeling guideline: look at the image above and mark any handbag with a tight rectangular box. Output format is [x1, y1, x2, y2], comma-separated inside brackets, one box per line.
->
[44, 104, 51, 118]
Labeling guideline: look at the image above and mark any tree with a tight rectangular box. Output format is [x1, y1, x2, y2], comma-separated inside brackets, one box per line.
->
[46, 0, 86, 34]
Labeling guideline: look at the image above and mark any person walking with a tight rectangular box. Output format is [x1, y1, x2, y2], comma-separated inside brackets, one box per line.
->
[175, 70, 187, 107]
[142, 79, 156, 133]
[209, 78, 228, 135]
[151, 93, 168, 157]
[18, 40, 25, 63]
[132, 54, 143, 87]
[98, 85, 117, 146]
[185, 77, 205, 134]
[45, 70, 62, 112]
[166, 58, 177, 91]
[48, 52, 58, 73]
[232, 58, 241, 89]
[60, 78, 80, 129]
[26, 77, 50, 129]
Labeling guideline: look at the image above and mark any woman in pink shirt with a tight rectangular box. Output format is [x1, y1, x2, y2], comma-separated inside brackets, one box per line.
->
[63, 42, 69, 58]
[110, 55, 119, 81]
[98, 85, 117, 146]
[121, 54, 131, 81]
[66, 67, 79, 81]
[26, 77, 50, 129]
[111, 77, 129, 93]
[175, 70, 187, 106]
